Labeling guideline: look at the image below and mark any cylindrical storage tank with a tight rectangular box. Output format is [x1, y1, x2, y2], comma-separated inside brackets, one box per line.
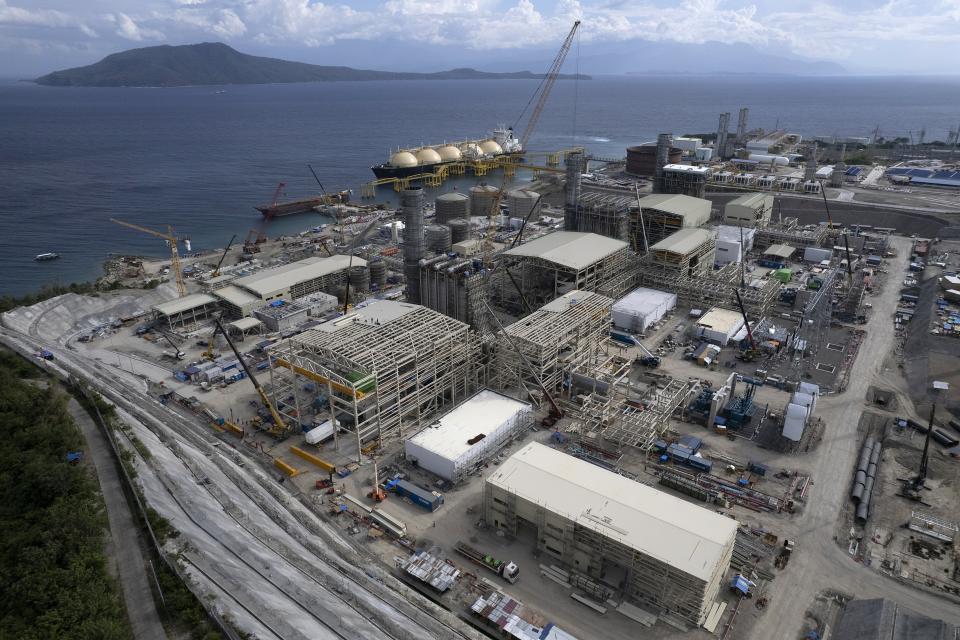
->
[425, 224, 452, 253]
[695, 147, 713, 162]
[349, 265, 370, 292]
[435, 192, 470, 223]
[626, 144, 681, 176]
[448, 218, 469, 243]
[506, 188, 541, 221]
[470, 184, 499, 219]
[748, 153, 790, 167]
[369, 259, 387, 288]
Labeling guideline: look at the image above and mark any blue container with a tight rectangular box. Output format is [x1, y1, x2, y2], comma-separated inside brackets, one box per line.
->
[394, 479, 443, 512]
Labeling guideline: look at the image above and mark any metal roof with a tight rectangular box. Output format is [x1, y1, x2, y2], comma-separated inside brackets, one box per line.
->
[228, 317, 263, 331]
[213, 285, 262, 308]
[487, 442, 737, 581]
[662, 163, 710, 175]
[764, 244, 797, 259]
[728, 192, 772, 209]
[650, 228, 712, 254]
[504, 231, 627, 270]
[152, 293, 217, 316]
[234, 255, 367, 297]
[407, 389, 530, 463]
[636, 194, 711, 225]
[696, 307, 744, 335]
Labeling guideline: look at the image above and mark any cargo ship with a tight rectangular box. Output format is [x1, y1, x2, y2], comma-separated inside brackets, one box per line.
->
[371, 126, 522, 179]
[256, 182, 351, 219]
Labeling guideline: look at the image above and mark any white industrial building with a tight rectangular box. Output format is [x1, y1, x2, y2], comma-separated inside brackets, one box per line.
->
[233, 255, 366, 303]
[152, 293, 219, 330]
[404, 389, 532, 482]
[484, 443, 737, 626]
[611, 287, 677, 333]
[723, 193, 773, 226]
[214, 284, 264, 318]
[695, 307, 745, 345]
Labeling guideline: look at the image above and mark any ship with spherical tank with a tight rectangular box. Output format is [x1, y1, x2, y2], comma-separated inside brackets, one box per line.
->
[371, 125, 522, 179]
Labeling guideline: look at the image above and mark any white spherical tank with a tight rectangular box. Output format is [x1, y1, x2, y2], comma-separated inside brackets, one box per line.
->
[437, 145, 462, 162]
[416, 148, 443, 165]
[459, 142, 483, 159]
[480, 140, 503, 155]
[390, 151, 418, 168]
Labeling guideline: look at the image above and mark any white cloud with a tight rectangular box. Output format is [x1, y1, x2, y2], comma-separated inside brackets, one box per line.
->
[4, 0, 960, 72]
[107, 12, 165, 41]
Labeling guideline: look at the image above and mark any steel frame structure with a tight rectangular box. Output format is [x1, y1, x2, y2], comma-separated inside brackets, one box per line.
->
[268, 304, 480, 461]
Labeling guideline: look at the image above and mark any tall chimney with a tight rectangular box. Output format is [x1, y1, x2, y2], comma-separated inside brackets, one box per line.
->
[564, 151, 584, 231]
[402, 187, 424, 304]
[654, 133, 673, 193]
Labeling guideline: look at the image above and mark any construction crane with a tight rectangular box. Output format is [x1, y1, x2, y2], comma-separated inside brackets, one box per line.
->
[110, 218, 187, 297]
[212, 317, 289, 438]
[482, 20, 581, 266]
[733, 289, 759, 362]
[211, 234, 237, 277]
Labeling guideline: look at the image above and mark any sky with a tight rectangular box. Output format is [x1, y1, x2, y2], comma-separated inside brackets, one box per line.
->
[2, 0, 960, 76]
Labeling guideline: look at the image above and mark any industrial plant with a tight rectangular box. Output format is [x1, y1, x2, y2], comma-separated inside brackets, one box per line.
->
[7, 18, 960, 640]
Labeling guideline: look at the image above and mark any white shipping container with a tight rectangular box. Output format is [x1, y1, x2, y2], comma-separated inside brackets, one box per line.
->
[404, 389, 532, 481]
[611, 287, 677, 333]
[305, 420, 335, 445]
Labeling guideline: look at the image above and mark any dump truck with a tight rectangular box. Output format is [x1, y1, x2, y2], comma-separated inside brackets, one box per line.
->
[454, 541, 519, 583]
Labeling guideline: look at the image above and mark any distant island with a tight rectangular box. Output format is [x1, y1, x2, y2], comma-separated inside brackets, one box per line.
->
[35, 42, 590, 87]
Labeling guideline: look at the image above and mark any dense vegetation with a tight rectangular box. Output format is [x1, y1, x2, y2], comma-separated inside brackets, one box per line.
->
[36, 42, 589, 87]
[0, 352, 131, 639]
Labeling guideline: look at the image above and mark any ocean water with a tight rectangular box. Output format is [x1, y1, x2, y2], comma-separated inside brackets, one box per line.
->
[3, 74, 960, 296]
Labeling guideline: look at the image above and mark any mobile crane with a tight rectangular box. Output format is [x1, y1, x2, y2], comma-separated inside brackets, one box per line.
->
[211, 234, 237, 277]
[212, 318, 289, 438]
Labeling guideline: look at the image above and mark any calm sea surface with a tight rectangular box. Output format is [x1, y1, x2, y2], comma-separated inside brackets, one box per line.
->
[3, 75, 960, 296]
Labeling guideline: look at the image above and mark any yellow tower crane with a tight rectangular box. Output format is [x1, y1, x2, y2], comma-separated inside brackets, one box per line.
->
[482, 20, 581, 266]
[110, 218, 187, 298]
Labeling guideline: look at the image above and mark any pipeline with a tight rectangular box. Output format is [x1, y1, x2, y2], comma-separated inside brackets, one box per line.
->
[851, 437, 881, 524]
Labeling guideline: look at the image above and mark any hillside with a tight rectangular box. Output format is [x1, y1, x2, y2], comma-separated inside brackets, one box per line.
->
[35, 42, 589, 87]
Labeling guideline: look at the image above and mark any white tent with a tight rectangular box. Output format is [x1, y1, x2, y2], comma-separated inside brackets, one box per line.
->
[612, 287, 677, 333]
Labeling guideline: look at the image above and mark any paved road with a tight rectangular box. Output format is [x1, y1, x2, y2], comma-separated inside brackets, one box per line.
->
[66, 396, 168, 640]
[757, 236, 960, 637]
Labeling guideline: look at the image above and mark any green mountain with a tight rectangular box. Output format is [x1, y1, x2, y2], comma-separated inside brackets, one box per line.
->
[35, 42, 589, 87]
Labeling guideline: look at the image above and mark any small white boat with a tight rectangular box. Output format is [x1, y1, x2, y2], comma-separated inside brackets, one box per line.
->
[34, 252, 60, 261]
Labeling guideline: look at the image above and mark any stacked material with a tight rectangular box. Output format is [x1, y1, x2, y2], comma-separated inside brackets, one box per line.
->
[851, 437, 881, 524]
[401, 550, 461, 593]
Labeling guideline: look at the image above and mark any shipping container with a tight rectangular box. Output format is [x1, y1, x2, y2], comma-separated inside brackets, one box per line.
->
[392, 479, 443, 512]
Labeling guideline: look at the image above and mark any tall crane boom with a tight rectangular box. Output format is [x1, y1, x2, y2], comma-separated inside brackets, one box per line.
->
[110, 218, 187, 298]
[212, 318, 288, 438]
[482, 20, 581, 266]
[212, 234, 237, 277]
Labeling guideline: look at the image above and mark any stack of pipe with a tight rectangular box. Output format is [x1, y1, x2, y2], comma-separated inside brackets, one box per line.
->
[851, 437, 881, 524]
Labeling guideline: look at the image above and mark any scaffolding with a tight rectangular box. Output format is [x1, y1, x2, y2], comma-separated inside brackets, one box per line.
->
[629, 194, 712, 252]
[636, 261, 780, 318]
[753, 218, 828, 251]
[495, 290, 612, 403]
[574, 373, 694, 451]
[268, 301, 479, 460]
[493, 236, 637, 312]
[567, 192, 632, 241]
[650, 229, 716, 278]
[418, 254, 487, 327]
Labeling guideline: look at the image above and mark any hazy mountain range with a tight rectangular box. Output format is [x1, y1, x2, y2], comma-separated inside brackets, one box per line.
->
[34, 42, 590, 87]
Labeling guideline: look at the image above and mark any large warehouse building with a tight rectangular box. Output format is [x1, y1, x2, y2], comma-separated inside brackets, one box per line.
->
[233, 255, 367, 303]
[485, 443, 737, 626]
[404, 389, 532, 482]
